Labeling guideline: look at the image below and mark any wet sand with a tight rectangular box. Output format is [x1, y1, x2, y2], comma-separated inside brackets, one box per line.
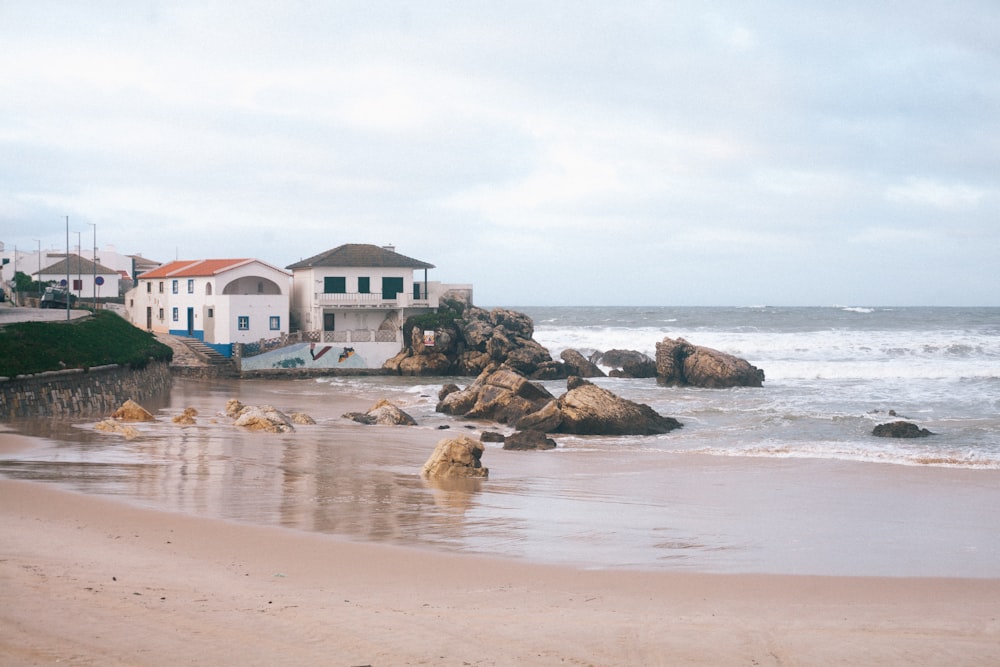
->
[3, 476, 999, 665]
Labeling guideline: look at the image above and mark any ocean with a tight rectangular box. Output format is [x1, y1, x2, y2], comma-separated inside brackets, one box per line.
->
[3, 305, 999, 576]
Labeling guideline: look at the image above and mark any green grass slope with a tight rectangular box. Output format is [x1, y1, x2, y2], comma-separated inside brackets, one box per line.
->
[0, 310, 173, 377]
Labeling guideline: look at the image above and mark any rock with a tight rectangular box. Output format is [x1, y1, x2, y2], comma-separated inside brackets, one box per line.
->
[513, 399, 563, 432]
[344, 399, 417, 426]
[110, 399, 156, 422]
[560, 349, 606, 378]
[873, 421, 934, 438]
[461, 367, 556, 425]
[290, 412, 316, 425]
[398, 352, 452, 376]
[95, 419, 141, 439]
[553, 377, 682, 435]
[480, 430, 506, 443]
[224, 399, 245, 418]
[438, 383, 461, 401]
[655, 337, 764, 388]
[421, 435, 489, 479]
[591, 349, 650, 369]
[172, 407, 198, 425]
[503, 430, 557, 451]
[233, 405, 295, 433]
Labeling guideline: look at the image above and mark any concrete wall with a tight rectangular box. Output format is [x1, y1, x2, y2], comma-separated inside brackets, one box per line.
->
[0, 361, 172, 420]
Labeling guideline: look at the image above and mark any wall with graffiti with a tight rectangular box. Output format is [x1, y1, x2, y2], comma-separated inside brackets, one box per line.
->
[238, 342, 378, 371]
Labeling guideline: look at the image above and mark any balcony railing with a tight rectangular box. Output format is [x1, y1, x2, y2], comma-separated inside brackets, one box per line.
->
[315, 292, 430, 308]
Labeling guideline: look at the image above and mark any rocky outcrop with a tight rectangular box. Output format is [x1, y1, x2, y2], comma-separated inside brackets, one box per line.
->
[290, 412, 316, 425]
[386, 304, 565, 379]
[560, 349, 605, 377]
[437, 366, 555, 425]
[344, 399, 417, 426]
[439, 369, 682, 437]
[655, 337, 764, 388]
[549, 377, 682, 436]
[873, 421, 934, 438]
[110, 399, 156, 422]
[503, 429, 557, 450]
[421, 435, 489, 478]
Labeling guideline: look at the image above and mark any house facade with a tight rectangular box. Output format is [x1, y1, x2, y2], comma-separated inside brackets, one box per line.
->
[35, 254, 122, 303]
[235, 244, 471, 370]
[126, 258, 291, 357]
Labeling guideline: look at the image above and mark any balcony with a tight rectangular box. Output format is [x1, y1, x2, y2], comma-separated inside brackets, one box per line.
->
[315, 292, 430, 308]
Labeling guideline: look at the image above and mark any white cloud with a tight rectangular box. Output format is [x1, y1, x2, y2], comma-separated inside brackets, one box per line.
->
[885, 178, 987, 209]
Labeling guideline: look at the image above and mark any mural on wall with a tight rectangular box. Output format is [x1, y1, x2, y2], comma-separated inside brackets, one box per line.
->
[240, 343, 369, 370]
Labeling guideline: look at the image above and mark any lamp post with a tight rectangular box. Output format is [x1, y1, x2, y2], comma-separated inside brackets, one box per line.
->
[87, 222, 96, 309]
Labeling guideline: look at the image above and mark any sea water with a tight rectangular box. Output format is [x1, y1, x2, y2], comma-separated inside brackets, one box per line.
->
[2, 306, 999, 576]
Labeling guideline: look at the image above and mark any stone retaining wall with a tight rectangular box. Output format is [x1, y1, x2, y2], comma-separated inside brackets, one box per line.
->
[0, 361, 172, 420]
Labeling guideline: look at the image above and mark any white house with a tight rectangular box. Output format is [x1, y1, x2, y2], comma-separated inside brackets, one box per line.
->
[126, 258, 291, 357]
[35, 254, 122, 303]
[237, 244, 471, 370]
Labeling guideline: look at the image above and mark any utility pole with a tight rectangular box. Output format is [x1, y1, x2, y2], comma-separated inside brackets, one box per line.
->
[75, 231, 82, 299]
[65, 216, 70, 321]
[88, 222, 96, 309]
[34, 239, 40, 298]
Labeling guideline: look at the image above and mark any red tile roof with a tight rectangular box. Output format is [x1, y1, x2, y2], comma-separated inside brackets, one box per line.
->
[138, 258, 286, 279]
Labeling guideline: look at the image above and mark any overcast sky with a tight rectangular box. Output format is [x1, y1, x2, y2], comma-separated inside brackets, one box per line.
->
[2, 2, 997, 306]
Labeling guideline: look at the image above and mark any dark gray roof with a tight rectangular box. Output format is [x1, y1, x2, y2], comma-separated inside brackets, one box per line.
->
[286, 244, 434, 271]
[36, 255, 119, 277]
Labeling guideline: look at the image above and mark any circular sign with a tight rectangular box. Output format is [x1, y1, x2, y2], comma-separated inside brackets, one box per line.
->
[59, 279, 67, 286]
[95, 276, 105, 285]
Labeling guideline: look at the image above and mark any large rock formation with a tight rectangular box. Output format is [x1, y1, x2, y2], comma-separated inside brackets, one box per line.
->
[655, 337, 764, 388]
[873, 421, 934, 438]
[438, 369, 682, 437]
[385, 303, 565, 379]
[437, 366, 555, 425]
[546, 377, 682, 436]
[422, 435, 489, 478]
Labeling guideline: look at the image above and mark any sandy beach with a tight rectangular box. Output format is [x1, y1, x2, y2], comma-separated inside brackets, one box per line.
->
[3, 373, 1000, 666]
[1, 470, 998, 665]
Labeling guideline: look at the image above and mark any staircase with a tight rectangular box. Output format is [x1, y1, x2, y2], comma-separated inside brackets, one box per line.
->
[178, 338, 239, 376]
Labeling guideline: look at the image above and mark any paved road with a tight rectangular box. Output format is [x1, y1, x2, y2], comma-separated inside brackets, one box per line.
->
[0, 303, 92, 326]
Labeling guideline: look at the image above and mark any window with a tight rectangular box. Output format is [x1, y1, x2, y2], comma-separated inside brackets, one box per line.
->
[207, 308, 214, 318]
[172, 307, 179, 322]
[146, 282, 151, 293]
[158, 281, 164, 293]
[158, 308, 164, 320]
[358, 277, 370, 294]
[238, 316, 249, 330]
[172, 280, 178, 294]
[269, 316, 280, 331]
[187, 279, 194, 294]
[324, 276, 346, 293]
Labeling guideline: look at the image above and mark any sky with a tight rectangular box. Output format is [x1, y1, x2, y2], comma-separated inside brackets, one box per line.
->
[1, 1, 998, 307]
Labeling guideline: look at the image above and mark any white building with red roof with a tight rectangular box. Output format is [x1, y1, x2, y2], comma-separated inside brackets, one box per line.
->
[126, 258, 290, 356]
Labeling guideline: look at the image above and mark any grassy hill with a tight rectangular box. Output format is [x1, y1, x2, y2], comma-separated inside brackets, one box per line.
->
[0, 310, 172, 377]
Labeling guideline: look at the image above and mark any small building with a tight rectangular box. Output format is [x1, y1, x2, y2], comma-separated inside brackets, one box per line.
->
[236, 243, 472, 371]
[126, 258, 291, 357]
[34, 254, 121, 303]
